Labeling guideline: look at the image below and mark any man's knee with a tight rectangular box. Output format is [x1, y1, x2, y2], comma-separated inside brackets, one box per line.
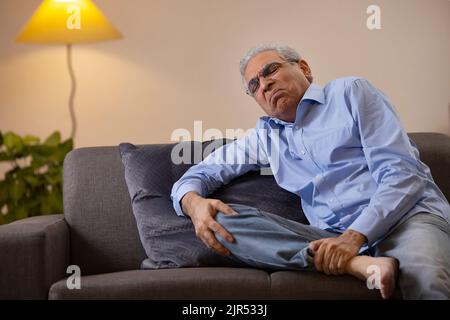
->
[215, 211, 257, 238]
[214, 211, 261, 255]
[214, 207, 269, 250]
[215, 205, 260, 228]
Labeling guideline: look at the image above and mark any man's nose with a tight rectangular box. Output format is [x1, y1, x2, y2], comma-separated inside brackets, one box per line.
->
[260, 77, 274, 93]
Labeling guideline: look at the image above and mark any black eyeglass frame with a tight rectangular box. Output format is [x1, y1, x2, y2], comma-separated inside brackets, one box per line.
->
[245, 60, 297, 96]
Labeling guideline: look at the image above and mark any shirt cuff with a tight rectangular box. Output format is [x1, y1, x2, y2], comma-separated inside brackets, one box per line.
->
[171, 182, 204, 217]
[348, 208, 387, 247]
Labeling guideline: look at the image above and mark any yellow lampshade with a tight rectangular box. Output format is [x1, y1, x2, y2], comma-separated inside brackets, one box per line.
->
[16, 0, 122, 44]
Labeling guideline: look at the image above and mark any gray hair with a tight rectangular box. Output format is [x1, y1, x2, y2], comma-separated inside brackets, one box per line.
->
[239, 44, 312, 91]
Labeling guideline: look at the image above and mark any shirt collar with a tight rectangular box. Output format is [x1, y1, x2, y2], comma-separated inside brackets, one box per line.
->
[260, 83, 325, 126]
[301, 83, 325, 105]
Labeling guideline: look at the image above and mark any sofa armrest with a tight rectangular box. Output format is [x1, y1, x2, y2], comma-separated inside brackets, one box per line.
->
[0, 214, 70, 299]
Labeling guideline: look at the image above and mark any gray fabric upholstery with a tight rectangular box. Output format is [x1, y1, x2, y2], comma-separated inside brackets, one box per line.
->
[49, 268, 271, 300]
[0, 215, 69, 299]
[48, 268, 393, 300]
[119, 141, 306, 269]
[119, 141, 243, 269]
[269, 271, 401, 299]
[408, 133, 450, 201]
[63, 146, 147, 275]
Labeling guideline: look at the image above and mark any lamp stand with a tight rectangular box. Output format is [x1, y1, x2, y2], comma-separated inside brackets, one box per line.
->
[67, 44, 77, 141]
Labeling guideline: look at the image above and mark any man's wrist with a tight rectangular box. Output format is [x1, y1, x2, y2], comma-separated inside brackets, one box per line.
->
[181, 191, 201, 217]
[342, 229, 367, 248]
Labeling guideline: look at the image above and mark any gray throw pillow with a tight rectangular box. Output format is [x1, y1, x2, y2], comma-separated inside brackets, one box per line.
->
[119, 140, 307, 269]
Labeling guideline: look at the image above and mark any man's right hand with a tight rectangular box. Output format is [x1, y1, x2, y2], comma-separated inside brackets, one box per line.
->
[181, 192, 238, 256]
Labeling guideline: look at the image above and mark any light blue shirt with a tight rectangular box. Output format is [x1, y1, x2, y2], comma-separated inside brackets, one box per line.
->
[171, 77, 450, 247]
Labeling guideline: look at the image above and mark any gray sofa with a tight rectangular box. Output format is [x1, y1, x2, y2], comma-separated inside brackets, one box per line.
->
[1, 132, 449, 300]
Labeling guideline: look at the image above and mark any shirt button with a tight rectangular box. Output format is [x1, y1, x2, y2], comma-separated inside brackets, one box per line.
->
[295, 125, 301, 130]
[301, 150, 306, 155]
[329, 199, 334, 203]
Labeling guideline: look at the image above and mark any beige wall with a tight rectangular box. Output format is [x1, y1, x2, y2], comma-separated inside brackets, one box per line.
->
[0, 0, 449, 152]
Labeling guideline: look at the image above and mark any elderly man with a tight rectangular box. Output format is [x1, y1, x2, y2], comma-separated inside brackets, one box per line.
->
[171, 44, 450, 299]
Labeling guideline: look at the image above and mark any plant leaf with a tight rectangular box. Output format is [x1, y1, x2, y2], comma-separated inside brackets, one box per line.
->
[3, 132, 24, 154]
[40, 192, 52, 215]
[0, 152, 16, 161]
[43, 131, 61, 147]
[15, 205, 28, 220]
[10, 179, 26, 203]
[23, 135, 40, 146]
[0, 181, 8, 202]
[24, 175, 40, 188]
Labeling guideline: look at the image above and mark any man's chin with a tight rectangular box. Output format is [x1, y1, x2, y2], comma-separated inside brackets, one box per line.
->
[269, 102, 296, 121]
[270, 99, 285, 113]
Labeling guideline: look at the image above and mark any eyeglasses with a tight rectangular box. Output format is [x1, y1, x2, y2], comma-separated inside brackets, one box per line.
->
[246, 61, 293, 96]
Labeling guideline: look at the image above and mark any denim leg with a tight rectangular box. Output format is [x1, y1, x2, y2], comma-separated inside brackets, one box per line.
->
[215, 203, 338, 271]
[372, 213, 450, 299]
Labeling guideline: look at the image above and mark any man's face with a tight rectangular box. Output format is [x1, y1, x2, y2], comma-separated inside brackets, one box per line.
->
[244, 50, 312, 122]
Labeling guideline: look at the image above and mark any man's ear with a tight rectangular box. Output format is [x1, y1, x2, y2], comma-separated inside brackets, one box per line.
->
[299, 59, 313, 83]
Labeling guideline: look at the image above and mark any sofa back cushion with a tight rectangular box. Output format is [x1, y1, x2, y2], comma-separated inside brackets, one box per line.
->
[408, 133, 450, 201]
[63, 146, 147, 275]
[119, 140, 306, 269]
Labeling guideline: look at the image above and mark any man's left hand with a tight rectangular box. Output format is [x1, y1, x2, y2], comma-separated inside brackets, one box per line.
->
[309, 230, 367, 275]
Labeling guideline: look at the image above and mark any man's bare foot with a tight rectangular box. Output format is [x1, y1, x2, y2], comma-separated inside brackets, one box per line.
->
[346, 256, 399, 299]
[375, 257, 399, 299]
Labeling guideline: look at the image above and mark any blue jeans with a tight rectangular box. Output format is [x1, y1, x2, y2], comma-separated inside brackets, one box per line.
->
[215, 203, 450, 299]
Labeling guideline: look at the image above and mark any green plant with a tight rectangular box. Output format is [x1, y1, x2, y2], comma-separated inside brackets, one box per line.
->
[0, 130, 73, 225]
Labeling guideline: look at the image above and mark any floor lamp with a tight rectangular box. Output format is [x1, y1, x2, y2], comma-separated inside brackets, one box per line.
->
[16, 0, 123, 143]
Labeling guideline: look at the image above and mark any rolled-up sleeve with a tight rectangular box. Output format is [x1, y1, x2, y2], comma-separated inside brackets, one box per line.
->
[346, 79, 426, 246]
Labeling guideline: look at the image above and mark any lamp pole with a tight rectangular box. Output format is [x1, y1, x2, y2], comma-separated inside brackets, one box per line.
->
[67, 43, 77, 141]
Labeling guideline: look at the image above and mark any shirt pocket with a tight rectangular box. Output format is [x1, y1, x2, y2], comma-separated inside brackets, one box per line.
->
[305, 125, 360, 168]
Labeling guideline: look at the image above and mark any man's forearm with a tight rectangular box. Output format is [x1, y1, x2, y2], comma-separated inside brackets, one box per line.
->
[181, 191, 203, 218]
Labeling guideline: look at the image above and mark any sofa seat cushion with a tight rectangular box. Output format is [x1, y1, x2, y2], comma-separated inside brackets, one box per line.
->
[48, 267, 399, 300]
[269, 270, 402, 299]
[48, 268, 271, 300]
